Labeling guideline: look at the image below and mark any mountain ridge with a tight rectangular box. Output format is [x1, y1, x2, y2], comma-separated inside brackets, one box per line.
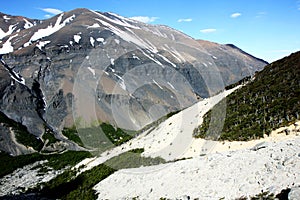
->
[0, 8, 267, 155]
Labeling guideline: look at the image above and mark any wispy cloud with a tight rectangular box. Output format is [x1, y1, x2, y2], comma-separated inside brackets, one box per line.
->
[200, 28, 217, 33]
[297, 0, 300, 10]
[177, 18, 193, 23]
[41, 8, 63, 15]
[129, 16, 159, 23]
[44, 14, 52, 19]
[230, 12, 242, 18]
[255, 11, 267, 18]
[40, 8, 63, 18]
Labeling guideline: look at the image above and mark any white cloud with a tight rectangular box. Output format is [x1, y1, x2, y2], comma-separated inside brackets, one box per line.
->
[40, 8, 63, 15]
[129, 16, 159, 23]
[177, 18, 193, 23]
[255, 11, 267, 18]
[200, 28, 217, 33]
[44, 14, 52, 19]
[230, 12, 242, 18]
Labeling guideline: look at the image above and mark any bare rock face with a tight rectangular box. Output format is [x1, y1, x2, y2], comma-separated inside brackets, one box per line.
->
[0, 8, 268, 154]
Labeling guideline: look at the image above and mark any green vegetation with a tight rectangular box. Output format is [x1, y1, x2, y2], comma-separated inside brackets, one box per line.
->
[194, 52, 300, 141]
[0, 111, 44, 151]
[43, 128, 59, 145]
[45, 151, 92, 170]
[0, 151, 92, 179]
[35, 148, 165, 199]
[62, 127, 84, 146]
[105, 148, 165, 170]
[71, 123, 136, 153]
[15, 131, 44, 151]
[99, 123, 135, 146]
[225, 76, 251, 90]
[237, 188, 291, 200]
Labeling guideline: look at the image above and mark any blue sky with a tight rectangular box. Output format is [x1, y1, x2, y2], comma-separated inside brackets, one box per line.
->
[1, 0, 300, 62]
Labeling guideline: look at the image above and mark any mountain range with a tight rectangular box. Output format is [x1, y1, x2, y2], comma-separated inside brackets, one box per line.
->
[0, 8, 267, 155]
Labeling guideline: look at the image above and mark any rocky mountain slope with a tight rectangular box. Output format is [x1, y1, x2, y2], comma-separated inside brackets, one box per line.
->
[0, 8, 267, 155]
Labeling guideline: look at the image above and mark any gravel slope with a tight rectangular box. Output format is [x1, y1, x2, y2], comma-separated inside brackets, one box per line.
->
[95, 136, 300, 199]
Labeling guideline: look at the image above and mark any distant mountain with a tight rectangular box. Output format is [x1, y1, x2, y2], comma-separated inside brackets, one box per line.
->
[0, 8, 267, 155]
[194, 51, 300, 141]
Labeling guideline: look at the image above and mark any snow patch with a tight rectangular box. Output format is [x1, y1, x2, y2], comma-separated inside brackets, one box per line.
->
[110, 58, 115, 65]
[90, 10, 140, 29]
[74, 34, 81, 43]
[88, 23, 100, 28]
[88, 67, 96, 76]
[36, 41, 51, 50]
[0, 24, 17, 40]
[132, 55, 140, 60]
[171, 33, 175, 41]
[96, 38, 104, 42]
[103, 70, 109, 76]
[157, 54, 177, 68]
[167, 82, 175, 90]
[27, 14, 75, 45]
[114, 39, 120, 44]
[0, 34, 18, 54]
[114, 73, 126, 90]
[3, 15, 10, 20]
[153, 79, 163, 90]
[118, 79, 126, 90]
[141, 50, 163, 66]
[90, 37, 95, 47]
[95, 18, 157, 52]
[23, 18, 34, 29]
[163, 44, 185, 63]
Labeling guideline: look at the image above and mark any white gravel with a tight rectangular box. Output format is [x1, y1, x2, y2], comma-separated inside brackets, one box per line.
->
[95, 136, 300, 200]
[0, 161, 64, 196]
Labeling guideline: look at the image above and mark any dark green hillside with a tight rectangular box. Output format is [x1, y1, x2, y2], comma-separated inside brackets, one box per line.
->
[194, 52, 300, 141]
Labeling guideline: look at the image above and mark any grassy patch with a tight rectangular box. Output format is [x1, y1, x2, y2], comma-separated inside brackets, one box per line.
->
[70, 123, 136, 153]
[62, 127, 84, 146]
[0, 151, 92, 179]
[105, 148, 165, 170]
[0, 152, 44, 178]
[0, 111, 43, 151]
[42, 128, 59, 145]
[99, 123, 135, 146]
[15, 131, 44, 151]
